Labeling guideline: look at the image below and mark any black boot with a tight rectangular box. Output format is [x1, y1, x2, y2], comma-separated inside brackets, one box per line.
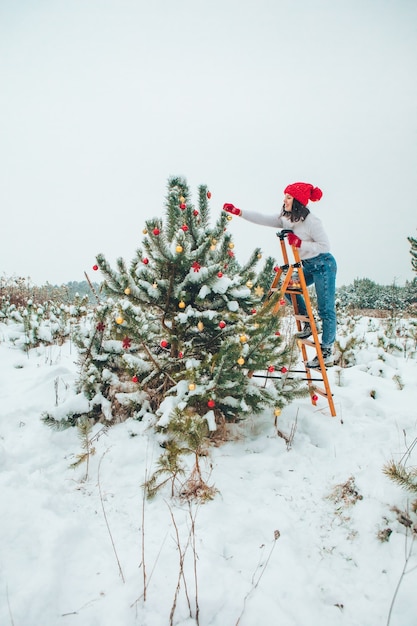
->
[295, 323, 312, 339]
[306, 347, 334, 369]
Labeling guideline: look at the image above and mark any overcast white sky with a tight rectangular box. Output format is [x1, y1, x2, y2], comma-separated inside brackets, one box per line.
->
[1, 0, 417, 287]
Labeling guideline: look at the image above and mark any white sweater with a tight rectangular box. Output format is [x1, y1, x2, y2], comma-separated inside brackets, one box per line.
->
[241, 209, 331, 261]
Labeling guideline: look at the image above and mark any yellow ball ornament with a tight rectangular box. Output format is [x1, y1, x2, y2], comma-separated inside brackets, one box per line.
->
[228, 242, 235, 249]
[143, 228, 148, 235]
[274, 408, 282, 417]
[176, 245, 183, 253]
[226, 215, 233, 221]
[239, 334, 247, 343]
[197, 321, 204, 331]
[237, 357, 245, 365]
[179, 300, 186, 309]
[115, 316, 124, 325]
[246, 280, 253, 288]
[188, 382, 196, 391]
[124, 287, 131, 295]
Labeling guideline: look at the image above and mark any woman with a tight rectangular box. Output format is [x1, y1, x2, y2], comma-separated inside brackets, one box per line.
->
[223, 182, 337, 368]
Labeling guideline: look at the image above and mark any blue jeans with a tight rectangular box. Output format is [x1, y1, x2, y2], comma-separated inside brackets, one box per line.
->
[288, 252, 337, 348]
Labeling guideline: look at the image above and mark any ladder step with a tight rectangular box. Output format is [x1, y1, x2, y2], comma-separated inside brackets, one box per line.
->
[294, 314, 310, 323]
[313, 387, 333, 399]
[300, 339, 316, 348]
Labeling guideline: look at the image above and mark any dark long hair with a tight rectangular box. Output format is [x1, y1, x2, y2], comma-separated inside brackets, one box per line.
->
[281, 198, 310, 223]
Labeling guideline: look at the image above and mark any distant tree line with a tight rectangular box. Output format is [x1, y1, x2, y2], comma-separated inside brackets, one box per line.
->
[335, 233, 417, 313]
[2, 274, 416, 314]
[2, 233, 417, 312]
[0, 276, 100, 307]
[336, 277, 417, 312]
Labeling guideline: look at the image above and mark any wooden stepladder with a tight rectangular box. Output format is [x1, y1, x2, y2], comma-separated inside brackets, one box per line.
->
[269, 230, 336, 417]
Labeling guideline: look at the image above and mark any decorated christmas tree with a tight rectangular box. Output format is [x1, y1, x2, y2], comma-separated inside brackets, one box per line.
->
[73, 176, 304, 434]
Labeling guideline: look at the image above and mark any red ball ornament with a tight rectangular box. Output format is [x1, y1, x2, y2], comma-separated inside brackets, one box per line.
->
[181, 224, 189, 232]
[207, 191, 212, 199]
[312, 394, 318, 402]
[207, 399, 215, 408]
[132, 375, 138, 383]
[280, 366, 288, 373]
[180, 203, 186, 210]
[92, 264, 98, 271]
[153, 228, 160, 235]
[142, 257, 149, 264]
[219, 320, 226, 329]
[275, 331, 281, 336]
[227, 250, 234, 258]
[193, 209, 199, 216]
[268, 365, 275, 373]
[274, 266, 279, 272]
[251, 308, 257, 314]
[217, 271, 223, 278]
[160, 340, 169, 349]
[178, 351, 183, 358]
[279, 299, 286, 305]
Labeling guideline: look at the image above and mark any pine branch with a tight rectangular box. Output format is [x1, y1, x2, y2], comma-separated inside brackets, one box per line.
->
[383, 460, 417, 494]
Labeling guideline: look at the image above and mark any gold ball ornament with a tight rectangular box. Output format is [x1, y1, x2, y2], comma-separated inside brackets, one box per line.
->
[176, 245, 183, 253]
[179, 300, 186, 309]
[115, 316, 124, 325]
[142, 228, 148, 234]
[228, 242, 235, 249]
[246, 280, 253, 288]
[239, 334, 248, 343]
[237, 356, 245, 365]
[124, 287, 131, 295]
[188, 382, 196, 391]
[179, 195, 185, 203]
[197, 321, 204, 331]
[257, 253, 262, 259]
[274, 408, 282, 417]
[226, 215, 233, 221]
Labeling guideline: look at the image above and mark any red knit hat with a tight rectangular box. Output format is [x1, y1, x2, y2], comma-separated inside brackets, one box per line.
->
[284, 182, 323, 206]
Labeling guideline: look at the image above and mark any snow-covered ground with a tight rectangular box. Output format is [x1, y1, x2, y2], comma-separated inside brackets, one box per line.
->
[0, 318, 416, 626]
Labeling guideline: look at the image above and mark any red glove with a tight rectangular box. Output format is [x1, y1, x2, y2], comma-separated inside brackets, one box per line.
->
[223, 203, 242, 216]
[287, 232, 302, 248]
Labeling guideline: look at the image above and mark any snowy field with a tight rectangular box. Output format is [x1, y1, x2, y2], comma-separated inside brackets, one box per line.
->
[0, 318, 416, 626]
